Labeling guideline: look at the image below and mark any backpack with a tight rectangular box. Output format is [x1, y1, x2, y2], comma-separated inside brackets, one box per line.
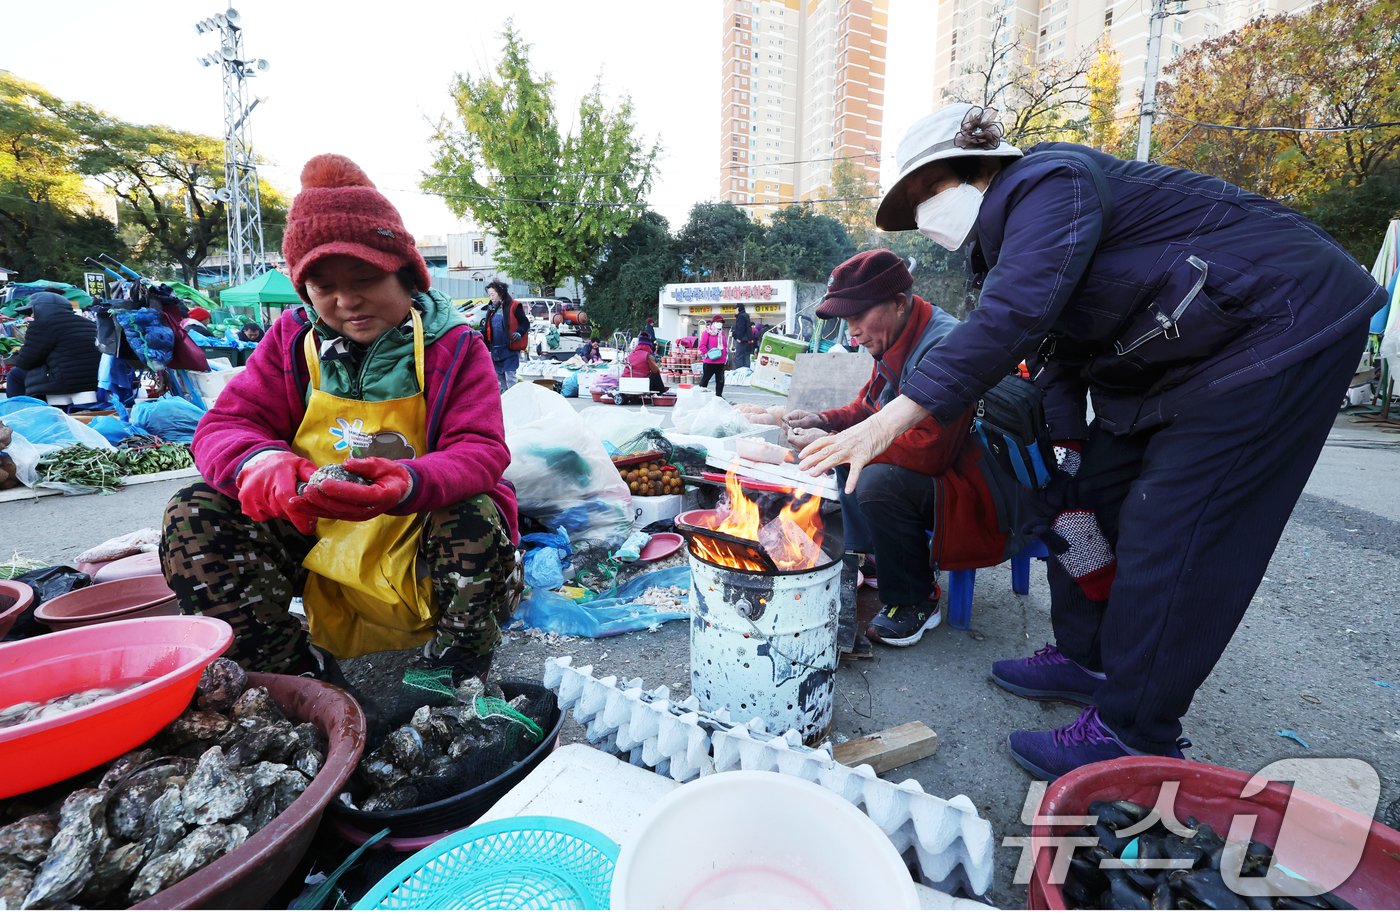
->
[971, 373, 1055, 490]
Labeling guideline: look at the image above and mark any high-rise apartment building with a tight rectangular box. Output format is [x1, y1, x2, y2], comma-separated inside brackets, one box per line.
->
[931, 0, 1314, 121]
[720, 0, 888, 220]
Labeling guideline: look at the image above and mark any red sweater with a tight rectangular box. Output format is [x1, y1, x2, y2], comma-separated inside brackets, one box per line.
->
[819, 296, 1007, 569]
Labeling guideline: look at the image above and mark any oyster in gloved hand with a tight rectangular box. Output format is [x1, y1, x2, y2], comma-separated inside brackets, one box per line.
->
[303, 464, 372, 492]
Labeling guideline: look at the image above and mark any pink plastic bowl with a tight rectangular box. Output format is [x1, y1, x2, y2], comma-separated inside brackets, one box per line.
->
[0, 616, 233, 798]
[92, 551, 163, 583]
[0, 580, 35, 640]
[34, 574, 179, 631]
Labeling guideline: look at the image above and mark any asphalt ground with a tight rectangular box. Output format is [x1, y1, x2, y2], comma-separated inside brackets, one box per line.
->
[4, 386, 1399, 906]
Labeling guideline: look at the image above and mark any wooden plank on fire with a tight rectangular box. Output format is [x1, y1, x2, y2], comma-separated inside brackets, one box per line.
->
[832, 722, 940, 773]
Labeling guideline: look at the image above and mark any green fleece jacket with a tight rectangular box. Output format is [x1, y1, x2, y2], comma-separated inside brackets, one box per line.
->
[307, 289, 466, 401]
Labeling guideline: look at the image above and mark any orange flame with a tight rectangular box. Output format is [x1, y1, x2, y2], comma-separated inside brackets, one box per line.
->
[691, 471, 825, 572]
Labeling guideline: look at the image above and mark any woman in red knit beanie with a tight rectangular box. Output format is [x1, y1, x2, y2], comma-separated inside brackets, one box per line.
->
[160, 154, 522, 712]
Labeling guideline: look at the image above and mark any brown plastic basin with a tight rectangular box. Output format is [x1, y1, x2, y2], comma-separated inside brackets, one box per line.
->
[0, 580, 36, 640]
[134, 672, 368, 910]
[34, 575, 179, 631]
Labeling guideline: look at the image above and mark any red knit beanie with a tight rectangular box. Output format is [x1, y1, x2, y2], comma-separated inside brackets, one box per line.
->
[816, 249, 914, 318]
[281, 154, 432, 301]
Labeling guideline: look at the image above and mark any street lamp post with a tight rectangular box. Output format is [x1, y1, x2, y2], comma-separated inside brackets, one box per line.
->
[196, 7, 268, 287]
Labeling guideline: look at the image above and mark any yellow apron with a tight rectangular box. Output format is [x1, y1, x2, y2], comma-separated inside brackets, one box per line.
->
[294, 311, 437, 657]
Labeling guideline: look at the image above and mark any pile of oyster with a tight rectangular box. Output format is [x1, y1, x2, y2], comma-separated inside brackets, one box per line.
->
[341, 678, 543, 814]
[0, 659, 324, 908]
[1060, 799, 1355, 909]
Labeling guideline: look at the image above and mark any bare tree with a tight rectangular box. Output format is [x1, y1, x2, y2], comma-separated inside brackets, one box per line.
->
[943, 13, 1097, 147]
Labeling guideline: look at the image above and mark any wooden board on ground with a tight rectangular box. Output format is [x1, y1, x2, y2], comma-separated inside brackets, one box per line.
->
[833, 721, 940, 773]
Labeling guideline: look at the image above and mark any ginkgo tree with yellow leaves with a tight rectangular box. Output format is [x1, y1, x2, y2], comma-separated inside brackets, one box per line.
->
[1153, 0, 1399, 207]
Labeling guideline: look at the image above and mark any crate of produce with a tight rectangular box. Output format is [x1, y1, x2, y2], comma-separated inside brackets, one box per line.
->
[611, 453, 684, 498]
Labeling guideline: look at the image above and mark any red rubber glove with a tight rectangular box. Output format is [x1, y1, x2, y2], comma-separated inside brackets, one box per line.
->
[236, 451, 319, 535]
[291, 456, 413, 522]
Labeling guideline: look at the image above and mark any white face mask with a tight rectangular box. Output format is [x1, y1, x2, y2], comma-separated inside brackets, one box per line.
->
[916, 183, 984, 251]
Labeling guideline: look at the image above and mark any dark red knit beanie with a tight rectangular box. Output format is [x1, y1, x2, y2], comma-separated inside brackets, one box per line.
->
[281, 154, 432, 301]
[815, 249, 914, 318]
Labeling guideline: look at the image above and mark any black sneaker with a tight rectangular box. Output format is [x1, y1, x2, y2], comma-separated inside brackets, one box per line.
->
[867, 599, 942, 647]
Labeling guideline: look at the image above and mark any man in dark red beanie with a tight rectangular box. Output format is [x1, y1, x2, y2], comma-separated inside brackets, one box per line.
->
[785, 249, 1012, 646]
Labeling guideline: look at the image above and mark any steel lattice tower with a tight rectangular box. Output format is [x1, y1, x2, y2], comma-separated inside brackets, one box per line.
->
[197, 8, 268, 286]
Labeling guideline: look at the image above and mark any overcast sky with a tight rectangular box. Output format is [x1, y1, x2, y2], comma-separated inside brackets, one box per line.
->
[4, 1, 937, 240]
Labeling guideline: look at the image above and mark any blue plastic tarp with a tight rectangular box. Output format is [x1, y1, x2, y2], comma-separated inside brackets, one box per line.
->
[510, 565, 690, 638]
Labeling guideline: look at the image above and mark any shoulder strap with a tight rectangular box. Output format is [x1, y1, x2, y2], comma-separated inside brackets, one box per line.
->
[1019, 149, 1114, 228]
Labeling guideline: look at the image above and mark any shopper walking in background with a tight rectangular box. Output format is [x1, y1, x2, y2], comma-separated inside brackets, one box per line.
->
[698, 314, 729, 398]
[732, 304, 753, 369]
[480, 280, 528, 392]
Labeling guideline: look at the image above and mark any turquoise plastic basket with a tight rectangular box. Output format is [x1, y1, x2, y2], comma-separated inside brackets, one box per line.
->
[354, 816, 619, 910]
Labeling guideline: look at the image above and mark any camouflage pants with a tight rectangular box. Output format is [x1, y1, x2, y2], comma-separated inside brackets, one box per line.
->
[160, 482, 521, 675]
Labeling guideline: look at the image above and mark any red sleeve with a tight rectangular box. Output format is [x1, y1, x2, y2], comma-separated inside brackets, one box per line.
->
[395, 331, 512, 515]
[191, 312, 307, 498]
[870, 404, 975, 477]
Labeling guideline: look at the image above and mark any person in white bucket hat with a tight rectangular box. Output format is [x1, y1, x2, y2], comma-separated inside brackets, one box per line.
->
[801, 101, 1384, 783]
[876, 103, 1023, 245]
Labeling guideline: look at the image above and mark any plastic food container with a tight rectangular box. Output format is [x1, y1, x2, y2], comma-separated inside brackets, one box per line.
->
[354, 816, 618, 910]
[34, 574, 179, 630]
[0, 616, 233, 798]
[611, 770, 920, 909]
[328, 682, 564, 840]
[135, 672, 367, 910]
[1028, 757, 1400, 909]
[0, 580, 35, 640]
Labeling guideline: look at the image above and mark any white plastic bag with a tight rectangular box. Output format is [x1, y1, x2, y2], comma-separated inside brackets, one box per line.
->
[1, 405, 116, 490]
[579, 405, 667, 451]
[672, 391, 754, 438]
[502, 384, 632, 549]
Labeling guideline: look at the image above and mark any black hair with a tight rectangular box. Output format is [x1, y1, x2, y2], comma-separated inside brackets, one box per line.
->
[485, 280, 512, 305]
[395, 268, 422, 294]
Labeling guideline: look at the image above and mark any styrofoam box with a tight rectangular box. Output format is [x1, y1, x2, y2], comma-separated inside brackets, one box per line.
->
[631, 494, 683, 529]
[751, 365, 793, 396]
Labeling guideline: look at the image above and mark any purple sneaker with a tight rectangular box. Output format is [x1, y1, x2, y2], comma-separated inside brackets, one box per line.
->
[990, 644, 1105, 705]
[1007, 706, 1190, 781]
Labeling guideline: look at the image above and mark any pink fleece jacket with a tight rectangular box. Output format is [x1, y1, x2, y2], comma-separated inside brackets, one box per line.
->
[192, 307, 519, 542]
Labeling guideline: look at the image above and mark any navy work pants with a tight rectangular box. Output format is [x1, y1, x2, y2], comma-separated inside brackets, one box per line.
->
[1051, 324, 1369, 752]
[839, 463, 939, 606]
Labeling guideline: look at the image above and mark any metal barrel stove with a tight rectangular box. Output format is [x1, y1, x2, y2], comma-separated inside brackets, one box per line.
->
[680, 509, 842, 745]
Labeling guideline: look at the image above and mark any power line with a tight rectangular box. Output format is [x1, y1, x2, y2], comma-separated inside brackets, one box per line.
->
[1157, 112, 1400, 134]
[721, 150, 885, 171]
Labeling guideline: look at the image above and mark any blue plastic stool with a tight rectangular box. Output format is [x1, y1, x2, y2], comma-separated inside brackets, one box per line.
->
[945, 539, 1050, 630]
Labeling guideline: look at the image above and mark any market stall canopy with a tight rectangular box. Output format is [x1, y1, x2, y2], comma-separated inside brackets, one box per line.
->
[1, 281, 93, 317]
[218, 269, 301, 310]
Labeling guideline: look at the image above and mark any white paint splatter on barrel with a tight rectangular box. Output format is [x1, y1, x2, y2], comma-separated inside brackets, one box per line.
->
[688, 548, 841, 744]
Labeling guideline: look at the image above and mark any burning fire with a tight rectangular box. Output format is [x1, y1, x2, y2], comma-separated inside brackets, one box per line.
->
[691, 471, 826, 572]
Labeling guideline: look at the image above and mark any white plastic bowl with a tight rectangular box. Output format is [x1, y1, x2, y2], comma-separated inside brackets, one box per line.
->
[610, 770, 920, 909]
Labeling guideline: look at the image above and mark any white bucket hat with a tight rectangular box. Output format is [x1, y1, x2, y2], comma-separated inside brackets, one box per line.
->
[876, 103, 1023, 231]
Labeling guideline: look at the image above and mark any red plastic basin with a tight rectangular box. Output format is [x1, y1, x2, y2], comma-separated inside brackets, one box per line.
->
[1028, 756, 1400, 909]
[92, 551, 163, 583]
[135, 672, 367, 910]
[0, 616, 233, 798]
[0, 580, 35, 640]
[34, 574, 179, 631]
